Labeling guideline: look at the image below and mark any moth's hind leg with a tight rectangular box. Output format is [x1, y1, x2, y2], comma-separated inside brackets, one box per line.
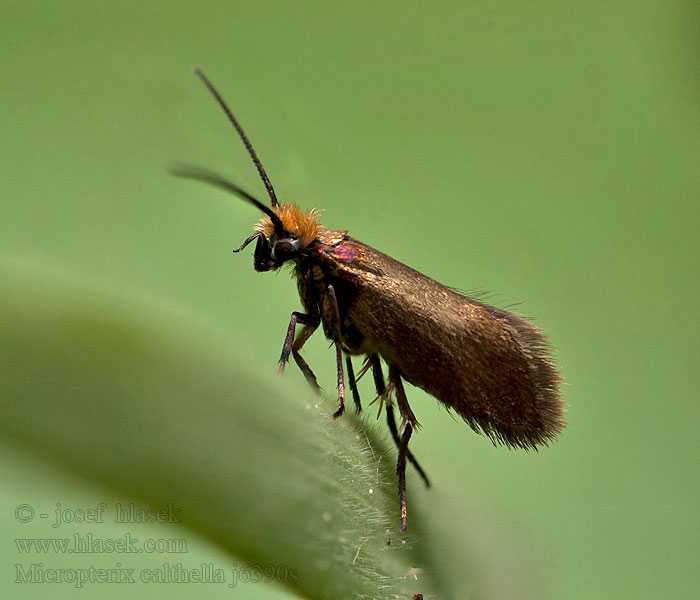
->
[388, 365, 419, 429]
[396, 421, 413, 532]
[370, 356, 430, 488]
[387, 363, 424, 532]
[386, 400, 430, 488]
[278, 311, 321, 392]
[345, 356, 362, 413]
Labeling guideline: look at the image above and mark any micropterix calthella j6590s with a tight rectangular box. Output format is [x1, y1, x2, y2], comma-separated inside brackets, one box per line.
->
[175, 68, 566, 531]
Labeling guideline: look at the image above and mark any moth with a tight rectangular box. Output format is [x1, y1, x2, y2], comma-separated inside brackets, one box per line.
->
[176, 68, 566, 531]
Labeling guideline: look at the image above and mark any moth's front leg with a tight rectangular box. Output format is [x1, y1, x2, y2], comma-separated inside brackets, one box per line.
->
[278, 311, 321, 391]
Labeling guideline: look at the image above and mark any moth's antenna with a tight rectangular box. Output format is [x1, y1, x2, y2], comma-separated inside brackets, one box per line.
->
[171, 165, 285, 236]
[193, 67, 280, 208]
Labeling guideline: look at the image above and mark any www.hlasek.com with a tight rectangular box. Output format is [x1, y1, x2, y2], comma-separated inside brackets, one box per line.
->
[15, 562, 298, 588]
[15, 533, 186, 554]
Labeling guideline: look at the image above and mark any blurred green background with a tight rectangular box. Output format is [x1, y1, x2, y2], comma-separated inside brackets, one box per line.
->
[2, 1, 699, 598]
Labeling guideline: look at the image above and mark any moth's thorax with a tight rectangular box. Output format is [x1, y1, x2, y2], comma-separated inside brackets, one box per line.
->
[316, 229, 347, 246]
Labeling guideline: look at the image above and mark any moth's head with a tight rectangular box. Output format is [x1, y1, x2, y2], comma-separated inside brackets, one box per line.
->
[251, 232, 302, 272]
[250, 203, 321, 272]
[174, 69, 323, 272]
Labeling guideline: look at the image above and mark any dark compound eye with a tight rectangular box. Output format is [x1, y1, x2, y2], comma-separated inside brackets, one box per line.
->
[272, 237, 302, 261]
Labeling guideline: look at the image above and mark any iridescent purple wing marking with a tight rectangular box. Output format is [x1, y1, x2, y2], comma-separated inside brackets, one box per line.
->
[329, 243, 362, 264]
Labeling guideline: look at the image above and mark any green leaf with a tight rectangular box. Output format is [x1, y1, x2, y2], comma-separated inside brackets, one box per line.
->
[0, 260, 442, 598]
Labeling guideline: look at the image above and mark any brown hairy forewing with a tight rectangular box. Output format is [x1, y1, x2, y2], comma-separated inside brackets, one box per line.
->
[310, 231, 565, 450]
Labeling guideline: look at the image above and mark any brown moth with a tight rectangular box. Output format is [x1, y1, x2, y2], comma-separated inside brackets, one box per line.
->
[176, 68, 566, 531]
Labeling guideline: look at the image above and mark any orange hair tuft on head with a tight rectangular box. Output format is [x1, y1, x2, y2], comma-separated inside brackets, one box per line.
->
[255, 203, 322, 247]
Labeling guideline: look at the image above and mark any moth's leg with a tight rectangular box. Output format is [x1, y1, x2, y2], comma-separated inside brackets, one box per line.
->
[371, 355, 430, 488]
[369, 354, 386, 397]
[326, 284, 346, 419]
[292, 325, 321, 391]
[346, 356, 362, 413]
[387, 402, 430, 488]
[397, 422, 413, 532]
[278, 311, 321, 392]
[388, 365, 419, 429]
[278, 311, 318, 371]
[389, 364, 420, 531]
